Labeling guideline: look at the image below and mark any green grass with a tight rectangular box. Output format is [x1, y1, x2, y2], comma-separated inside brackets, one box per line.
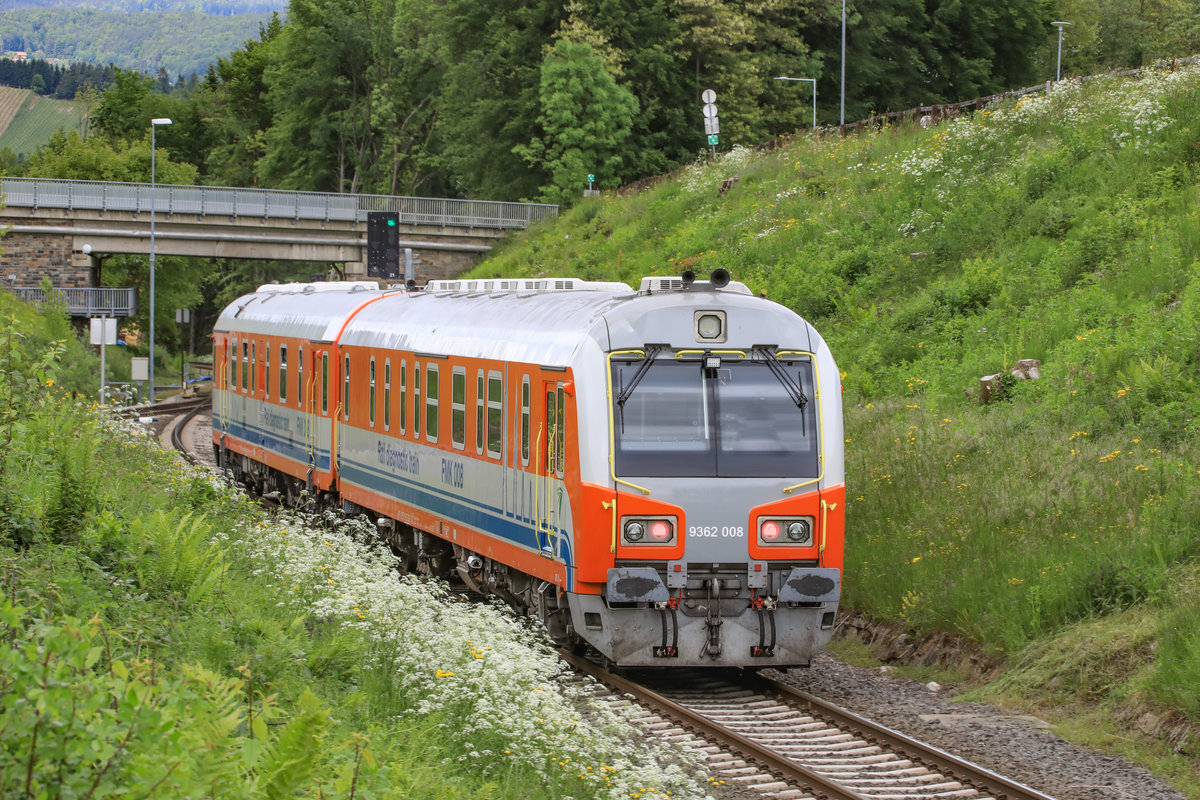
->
[0, 92, 87, 155]
[479, 66, 1200, 790]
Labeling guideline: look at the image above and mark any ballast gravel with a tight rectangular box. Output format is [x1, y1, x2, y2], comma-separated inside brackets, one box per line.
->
[755, 653, 1187, 800]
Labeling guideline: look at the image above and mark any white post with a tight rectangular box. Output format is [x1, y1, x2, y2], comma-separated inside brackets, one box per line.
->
[1052, 22, 1071, 81]
[149, 117, 172, 403]
[840, 0, 846, 125]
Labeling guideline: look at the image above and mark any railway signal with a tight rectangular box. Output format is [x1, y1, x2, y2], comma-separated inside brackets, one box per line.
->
[367, 211, 400, 279]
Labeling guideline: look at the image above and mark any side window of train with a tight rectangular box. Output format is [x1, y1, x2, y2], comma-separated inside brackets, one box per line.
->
[400, 360, 408, 434]
[556, 383, 565, 477]
[384, 359, 391, 431]
[369, 357, 377, 428]
[265, 343, 271, 399]
[475, 371, 485, 455]
[425, 363, 439, 443]
[487, 371, 503, 460]
[241, 341, 248, 393]
[545, 387, 557, 474]
[413, 362, 422, 438]
[297, 347, 304, 409]
[521, 376, 531, 466]
[343, 355, 351, 421]
[230, 338, 237, 391]
[250, 342, 257, 395]
[279, 345, 288, 403]
[451, 367, 466, 449]
[321, 353, 329, 416]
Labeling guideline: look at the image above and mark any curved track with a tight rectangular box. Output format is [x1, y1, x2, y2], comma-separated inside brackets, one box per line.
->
[562, 650, 1059, 800]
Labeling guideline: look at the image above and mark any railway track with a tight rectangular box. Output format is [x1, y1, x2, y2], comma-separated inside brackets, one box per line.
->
[114, 395, 211, 420]
[561, 650, 1059, 800]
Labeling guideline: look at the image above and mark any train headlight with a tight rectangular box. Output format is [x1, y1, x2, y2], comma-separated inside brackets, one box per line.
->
[621, 517, 676, 546]
[759, 517, 815, 546]
[786, 520, 812, 544]
[694, 310, 727, 343]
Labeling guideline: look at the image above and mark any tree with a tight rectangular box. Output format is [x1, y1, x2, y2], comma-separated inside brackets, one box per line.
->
[431, 0, 565, 200]
[197, 14, 282, 186]
[516, 39, 638, 205]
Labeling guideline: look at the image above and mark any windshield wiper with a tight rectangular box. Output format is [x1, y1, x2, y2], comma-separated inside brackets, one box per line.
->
[616, 345, 663, 407]
[755, 347, 809, 435]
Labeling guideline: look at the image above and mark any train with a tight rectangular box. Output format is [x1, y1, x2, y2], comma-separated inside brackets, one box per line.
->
[211, 270, 845, 669]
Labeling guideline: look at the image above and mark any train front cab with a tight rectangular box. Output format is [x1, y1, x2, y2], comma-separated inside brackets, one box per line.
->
[569, 344, 845, 669]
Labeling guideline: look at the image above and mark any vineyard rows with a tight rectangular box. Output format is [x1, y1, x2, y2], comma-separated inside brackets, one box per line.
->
[0, 89, 86, 155]
[0, 86, 30, 136]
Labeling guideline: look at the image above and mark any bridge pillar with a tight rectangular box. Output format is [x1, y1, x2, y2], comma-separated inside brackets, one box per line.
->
[0, 228, 92, 288]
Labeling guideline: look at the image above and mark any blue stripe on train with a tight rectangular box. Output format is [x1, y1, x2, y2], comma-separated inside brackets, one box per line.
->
[340, 457, 576, 586]
[217, 411, 576, 589]
[213, 412, 331, 471]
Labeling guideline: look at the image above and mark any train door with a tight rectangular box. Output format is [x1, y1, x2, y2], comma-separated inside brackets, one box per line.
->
[238, 338, 250, 433]
[537, 380, 565, 558]
[304, 348, 328, 488]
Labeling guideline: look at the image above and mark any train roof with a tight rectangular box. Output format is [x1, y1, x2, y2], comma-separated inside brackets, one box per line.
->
[215, 278, 821, 365]
[214, 282, 393, 342]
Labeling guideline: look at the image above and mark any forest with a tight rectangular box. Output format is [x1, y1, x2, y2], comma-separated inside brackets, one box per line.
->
[1, 7, 274, 77]
[9, 0, 1200, 207]
[0, 58, 116, 98]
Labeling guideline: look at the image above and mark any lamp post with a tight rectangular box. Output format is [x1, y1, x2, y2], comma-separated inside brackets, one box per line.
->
[840, 0, 846, 125]
[774, 76, 817, 132]
[1051, 21, 1070, 81]
[148, 117, 171, 403]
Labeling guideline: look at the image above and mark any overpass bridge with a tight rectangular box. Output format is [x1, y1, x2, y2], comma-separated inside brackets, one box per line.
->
[0, 178, 558, 291]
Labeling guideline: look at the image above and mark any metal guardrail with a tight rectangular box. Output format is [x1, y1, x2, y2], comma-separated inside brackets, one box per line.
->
[0, 178, 558, 230]
[7, 286, 138, 317]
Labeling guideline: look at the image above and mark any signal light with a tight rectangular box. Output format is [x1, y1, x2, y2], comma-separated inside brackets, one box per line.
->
[621, 517, 675, 546]
[367, 211, 400, 279]
[759, 517, 816, 546]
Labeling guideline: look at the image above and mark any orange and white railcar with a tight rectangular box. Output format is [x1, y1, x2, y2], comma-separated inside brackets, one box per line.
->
[213, 272, 845, 668]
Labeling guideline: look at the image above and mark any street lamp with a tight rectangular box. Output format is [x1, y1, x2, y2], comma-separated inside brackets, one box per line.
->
[149, 117, 171, 403]
[774, 76, 817, 132]
[840, 0, 846, 125]
[1051, 21, 1071, 81]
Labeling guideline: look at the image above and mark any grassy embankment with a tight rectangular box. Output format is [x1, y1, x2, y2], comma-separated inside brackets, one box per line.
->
[478, 66, 1200, 793]
[0, 294, 711, 798]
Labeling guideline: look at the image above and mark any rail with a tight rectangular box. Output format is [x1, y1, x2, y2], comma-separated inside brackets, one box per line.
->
[5, 285, 138, 317]
[0, 178, 558, 230]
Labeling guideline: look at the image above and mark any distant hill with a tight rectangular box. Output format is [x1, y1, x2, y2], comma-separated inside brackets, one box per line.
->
[0, 86, 86, 155]
[0, 0, 284, 13]
[0, 7, 278, 77]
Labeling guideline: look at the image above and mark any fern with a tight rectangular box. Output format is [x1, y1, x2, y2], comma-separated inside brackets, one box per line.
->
[130, 510, 226, 603]
[254, 688, 331, 800]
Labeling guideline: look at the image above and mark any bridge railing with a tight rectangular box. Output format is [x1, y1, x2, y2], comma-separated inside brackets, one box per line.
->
[0, 178, 558, 229]
[6, 286, 138, 317]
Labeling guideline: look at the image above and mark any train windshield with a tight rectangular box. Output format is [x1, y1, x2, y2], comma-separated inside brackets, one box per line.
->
[611, 354, 819, 478]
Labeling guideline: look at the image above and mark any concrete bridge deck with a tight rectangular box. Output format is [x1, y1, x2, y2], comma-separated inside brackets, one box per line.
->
[0, 178, 557, 288]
